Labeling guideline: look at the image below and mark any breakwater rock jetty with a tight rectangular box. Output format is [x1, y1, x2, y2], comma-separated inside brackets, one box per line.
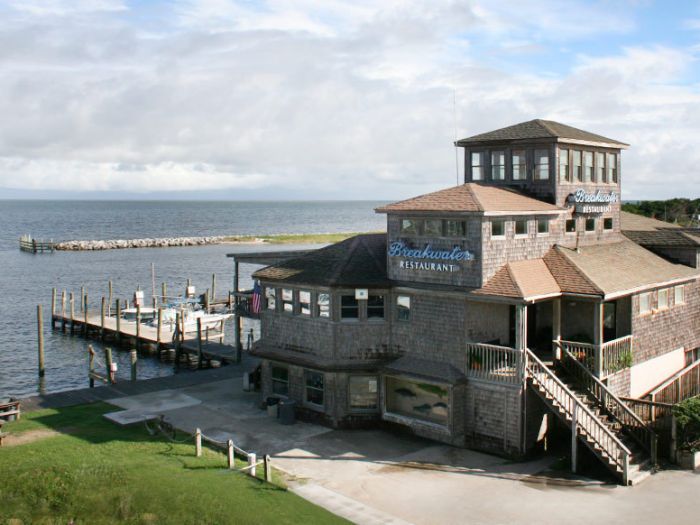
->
[55, 236, 227, 251]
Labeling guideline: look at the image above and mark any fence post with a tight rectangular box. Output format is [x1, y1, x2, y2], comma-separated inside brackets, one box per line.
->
[130, 349, 138, 381]
[195, 428, 202, 457]
[88, 345, 95, 388]
[227, 440, 234, 469]
[248, 453, 257, 478]
[264, 454, 271, 482]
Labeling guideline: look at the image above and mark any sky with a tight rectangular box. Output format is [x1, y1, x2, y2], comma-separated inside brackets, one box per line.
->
[1, 0, 700, 201]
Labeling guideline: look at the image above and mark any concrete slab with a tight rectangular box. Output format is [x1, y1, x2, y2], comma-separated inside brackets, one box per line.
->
[103, 410, 160, 426]
[109, 389, 201, 412]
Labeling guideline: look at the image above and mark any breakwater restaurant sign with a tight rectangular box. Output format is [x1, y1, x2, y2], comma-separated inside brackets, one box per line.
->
[568, 189, 618, 214]
[389, 241, 475, 272]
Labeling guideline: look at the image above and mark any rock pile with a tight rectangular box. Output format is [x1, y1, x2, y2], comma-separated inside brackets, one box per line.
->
[55, 236, 226, 251]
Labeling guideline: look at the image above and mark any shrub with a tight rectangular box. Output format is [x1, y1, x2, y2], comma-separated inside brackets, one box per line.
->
[673, 397, 700, 452]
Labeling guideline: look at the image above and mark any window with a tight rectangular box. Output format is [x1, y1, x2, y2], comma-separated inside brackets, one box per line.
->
[537, 218, 550, 234]
[305, 370, 324, 406]
[471, 152, 484, 180]
[271, 366, 289, 396]
[299, 290, 311, 316]
[658, 288, 669, 310]
[566, 219, 576, 233]
[385, 376, 449, 425]
[603, 217, 613, 230]
[444, 220, 466, 237]
[515, 219, 527, 236]
[512, 150, 527, 180]
[349, 376, 378, 410]
[584, 151, 594, 182]
[397, 295, 411, 321]
[534, 149, 550, 180]
[607, 153, 618, 183]
[572, 150, 582, 182]
[491, 219, 505, 237]
[367, 295, 385, 319]
[585, 218, 596, 232]
[675, 285, 685, 305]
[423, 219, 443, 237]
[317, 292, 330, 318]
[265, 287, 276, 310]
[400, 219, 420, 235]
[491, 151, 505, 180]
[341, 295, 359, 319]
[559, 149, 570, 182]
[282, 288, 294, 313]
[596, 152, 606, 183]
[639, 292, 651, 315]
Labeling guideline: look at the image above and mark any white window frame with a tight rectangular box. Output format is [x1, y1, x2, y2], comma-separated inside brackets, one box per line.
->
[657, 288, 669, 310]
[491, 150, 505, 181]
[674, 285, 685, 305]
[514, 218, 528, 237]
[534, 149, 550, 180]
[491, 219, 505, 238]
[471, 152, 484, 181]
[537, 218, 550, 236]
[639, 292, 652, 315]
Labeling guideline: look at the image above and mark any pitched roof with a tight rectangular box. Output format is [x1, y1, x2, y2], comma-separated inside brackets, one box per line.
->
[548, 241, 698, 298]
[375, 183, 564, 214]
[253, 233, 389, 287]
[383, 355, 466, 384]
[621, 211, 700, 248]
[474, 259, 560, 300]
[455, 119, 628, 148]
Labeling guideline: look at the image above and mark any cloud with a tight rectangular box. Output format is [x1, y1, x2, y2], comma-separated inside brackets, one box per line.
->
[0, 1, 698, 200]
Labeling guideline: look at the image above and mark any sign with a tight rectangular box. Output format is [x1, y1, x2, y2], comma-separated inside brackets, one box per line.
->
[388, 241, 475, 272]
[568, 189, 618, 214]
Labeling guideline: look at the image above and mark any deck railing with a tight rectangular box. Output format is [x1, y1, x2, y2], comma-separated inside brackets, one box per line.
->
[645, 358, 700, 405]
[558, 347, 657, 463]
[621, 397, 674, 458]
[558, 335, 634, 378]
[465, 343, 524, 384]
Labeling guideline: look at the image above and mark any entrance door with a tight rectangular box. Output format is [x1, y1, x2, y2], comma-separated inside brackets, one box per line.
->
[603, 301, 617, 342]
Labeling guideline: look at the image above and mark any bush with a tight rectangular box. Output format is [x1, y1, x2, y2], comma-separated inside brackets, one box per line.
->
[673, 397, 700, 452]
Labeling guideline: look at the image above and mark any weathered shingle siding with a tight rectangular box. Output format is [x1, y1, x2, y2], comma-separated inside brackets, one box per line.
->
[465, 380, 523, 456]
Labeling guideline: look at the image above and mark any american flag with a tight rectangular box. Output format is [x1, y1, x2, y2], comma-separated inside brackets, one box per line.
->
[251, 281, 262, 314]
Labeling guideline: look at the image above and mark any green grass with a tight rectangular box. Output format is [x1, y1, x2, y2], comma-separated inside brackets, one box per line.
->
[0, 403, 347, 525]
[222, 232, 383, 245]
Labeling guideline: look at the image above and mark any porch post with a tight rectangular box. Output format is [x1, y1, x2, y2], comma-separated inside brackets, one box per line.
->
[515, 304, 527, 351]
[593, 301, 604, 377]
[552, 298, 562, 360]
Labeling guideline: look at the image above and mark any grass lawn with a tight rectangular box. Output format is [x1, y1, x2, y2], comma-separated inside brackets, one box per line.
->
[222, 232, 383, 245]
[0, 403, 347, 525]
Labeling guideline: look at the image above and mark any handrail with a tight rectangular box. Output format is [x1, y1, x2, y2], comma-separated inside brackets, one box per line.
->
[466, 342, 523, 384]
[646, 358, 700, 404]
[558, 346, 657, 462]
[525, 348, 632, 480]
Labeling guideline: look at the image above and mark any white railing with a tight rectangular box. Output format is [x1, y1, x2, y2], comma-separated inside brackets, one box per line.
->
[466, 343, 524, 384]
[558, 335, 634, 378]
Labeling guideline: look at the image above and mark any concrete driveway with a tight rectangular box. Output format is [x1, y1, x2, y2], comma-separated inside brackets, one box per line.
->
[105, 378, 700, 525]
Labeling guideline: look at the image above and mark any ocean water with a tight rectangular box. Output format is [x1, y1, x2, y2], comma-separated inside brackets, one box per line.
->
[0, 200, 387, 398]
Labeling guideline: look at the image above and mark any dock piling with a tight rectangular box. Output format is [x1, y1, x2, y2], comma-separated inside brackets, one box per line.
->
[197, 317, 203, 369]
[51, 288, 57, 328]
[264, 455, 271, 482]
[130, 349, 138, 381]
[115, 299, 121, 343]
[100, 297, 106, 340]
[61, 290, 66, 331]
[204, 289, 210, 313]
[211, 273, 216, 303]
[37, 304, 45, 377]
[157, 308, 163, 346]
[108, 280, 113, 317]
[161, 282, 167, 304]
[69, 292, 75, 333]
[136, 305, 141, 351]
[80, 286, 85, 313]
[83, 293, 89, 336]
[105, 347, 115, 384]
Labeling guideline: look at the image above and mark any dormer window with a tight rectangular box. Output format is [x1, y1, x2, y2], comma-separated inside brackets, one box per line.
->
[534, 150, 549, 180]
[512, 150, 527, 180]
[471, 152, 484, 181]
[491, 151, 505, 181]
[583, 151, 594, 183]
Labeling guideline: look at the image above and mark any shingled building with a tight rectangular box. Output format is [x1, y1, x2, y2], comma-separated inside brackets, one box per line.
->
[247, 119, 700, 484]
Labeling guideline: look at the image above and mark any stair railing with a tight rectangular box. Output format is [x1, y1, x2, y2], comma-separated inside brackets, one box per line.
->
[525, 349, 632, 483]
[557, 345, 658, 465]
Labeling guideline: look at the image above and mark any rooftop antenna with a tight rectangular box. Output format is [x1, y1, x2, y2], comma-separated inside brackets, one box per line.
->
[453, 87, 460, 185]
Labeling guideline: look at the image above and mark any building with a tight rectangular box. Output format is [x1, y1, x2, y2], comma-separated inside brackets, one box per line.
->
[243, 119, 700, 484]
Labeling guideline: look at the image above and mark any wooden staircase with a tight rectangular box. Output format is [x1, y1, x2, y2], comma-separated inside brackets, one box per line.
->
[526, 349, 656, 485]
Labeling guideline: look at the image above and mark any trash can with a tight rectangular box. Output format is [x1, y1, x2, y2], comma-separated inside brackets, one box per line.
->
[266, 397, 280, 418]
[278, 399, 296, 425]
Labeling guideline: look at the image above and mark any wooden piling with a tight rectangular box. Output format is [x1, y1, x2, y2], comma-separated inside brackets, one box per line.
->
[156, 308, 163, 346]
[195, 428, 202, 457]
[115, 298, 121, 343]
[83, 293, 89, 336]
[60, 290, 66, 331]
[197, 317, 203, 369]
[108, 280, 113, 317]
[80, 286, 85, 313]
[130, 349, 137, 381]
[105, 347, 114, 384]
[227, 440, 234, 469]
[136, 304, 141, 351]
[37, 304, 45, 377]
[69, 292, 75, 333]
[186, 278, 191, 298]
[175, 312, 182, 365]
[100, 297, 106, 340]
[88, 345, 95, 388]
[161, 282, 167, 304]
[204, 290, 210, 313]
[51, 288, 57, 328]
[211, 274, 216, 303]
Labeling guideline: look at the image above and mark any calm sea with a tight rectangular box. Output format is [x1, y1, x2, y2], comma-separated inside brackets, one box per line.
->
[0, 200, 387, 399]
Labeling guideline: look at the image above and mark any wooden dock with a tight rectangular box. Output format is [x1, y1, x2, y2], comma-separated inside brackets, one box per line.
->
[19, 235, 55, 253]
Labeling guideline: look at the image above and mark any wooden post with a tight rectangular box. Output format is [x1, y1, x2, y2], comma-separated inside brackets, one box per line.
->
[135, 304, 141, 351]
[593, 301, 604, 378]
[61, 290, 67, 332]
[115, 299, 122, 343]
[264, 455, 271, 482]
[248, 452, 257, 478]
[186, 278, 191, 298]
[108, 280, 113, 317]
[197, 317, 203, 369]
[571, 405, 578, 473]
[157, 307, 163, 346]
[204, 289, 210, 313]
[105, 347, 115, 384]
[227, 440, 235, 469]
[130, 349, 137, 382]
[37, 304, 45, 377]
[195, 428, 202, 457]
[211, 273, 216, 303]
[80, 286, 85, 312]
[161, 282, 167, 304]
[228, 291, 233, 310]
[88, 345, 95, 388]
[100, 297, 106, 340]
[552, 298, 562, 360]
[234, 259, 242, 363]
[514, 303, 527, 351]
[69, 292, 75, 333]
[83, 293, 89, 336]
[152, 296, 157, 310]
[51, 288, 57, 328]
[175, 312, 182, 365]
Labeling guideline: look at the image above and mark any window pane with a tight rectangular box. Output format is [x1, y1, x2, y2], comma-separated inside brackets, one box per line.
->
[566, 219, 576, 233]
[423, 219, 442, 236]
[538, 218, 549, 234]
[367, 295, 385, 319]
[385, 377, 449, 425]
[658, 289, 669, 309]
[534, 150, 550, 180]
[397, 295, 411, 321]
[492, 220, 504, 237]
[471, 152, 483, 181]
[341, 295, 359, 319]
[559, 149, 570, 181]
[282, 288, 293, 312]
[272, 366, 289, 396]
[573, 150, 582, 182]
[444, 220, 465, 237]
[265, 287, 276, 310]
[596, 152, 606, 183]
[640, 293, 651, 314]
[299, 290, 311, 315]
[401, 219, 420, 235]
[512, 149, 527, 180]
[584, 151, 594, 182]
[491, 151, 505, 180]
[607, 153, 617, 183]
[349, 376, 378, 410]
[675, 285, 685, 304]
[317, 292, 330, 318]
[515, 219, 527, 235]
[585, 218, 595, 232]
[604, 218, 613, 230]
[305, 371, 324, 406]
